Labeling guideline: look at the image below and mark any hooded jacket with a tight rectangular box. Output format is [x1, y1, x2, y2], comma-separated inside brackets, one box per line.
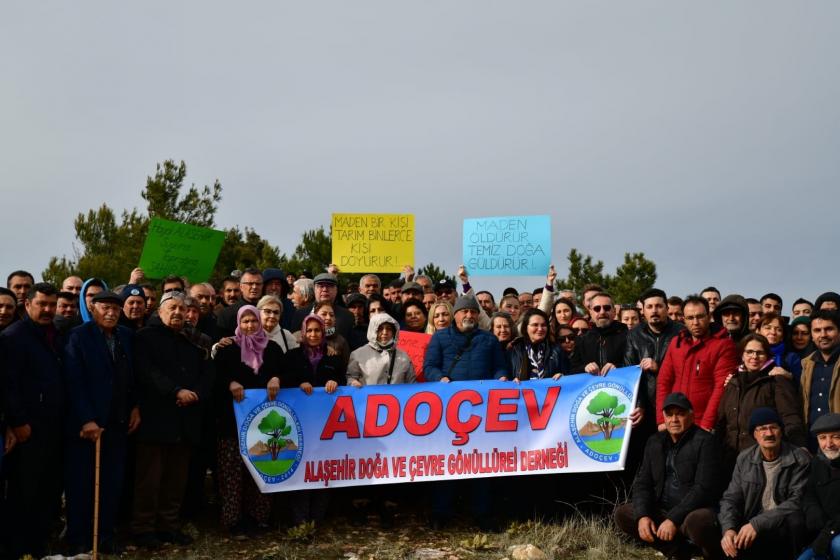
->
[346, 313, 416, 386]
[79, 278, 109, 324]
[656, 324, 739, 430]
[715, 362, 806, 468]
[713, 294, 750, 343]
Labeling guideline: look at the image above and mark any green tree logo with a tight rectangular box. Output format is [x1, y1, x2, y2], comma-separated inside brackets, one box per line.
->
[585, 391, 626, 440]
[258, 410, 293, 460]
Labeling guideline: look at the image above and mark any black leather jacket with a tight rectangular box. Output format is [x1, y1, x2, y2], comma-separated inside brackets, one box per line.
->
[624, 319, 685, 411]
[571, 320, 627, 372]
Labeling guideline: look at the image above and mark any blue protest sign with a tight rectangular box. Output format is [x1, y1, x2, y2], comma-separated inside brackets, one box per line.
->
[462, 215, 551, 276]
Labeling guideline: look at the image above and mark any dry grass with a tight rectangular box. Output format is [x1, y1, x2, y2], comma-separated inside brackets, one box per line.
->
[108, 514, 658, 560]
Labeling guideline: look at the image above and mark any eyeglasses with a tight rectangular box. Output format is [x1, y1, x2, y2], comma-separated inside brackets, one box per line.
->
[241, 281, 263, 287]
[754, 424, 780, 433]
[260, 309, 281, 316]
[556, 335, 576, 343]
[591, 305, 612, 313]
[743, 349, 767, 357]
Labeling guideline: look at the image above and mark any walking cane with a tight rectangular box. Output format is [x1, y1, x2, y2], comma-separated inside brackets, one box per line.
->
[92, 435, 101, 560]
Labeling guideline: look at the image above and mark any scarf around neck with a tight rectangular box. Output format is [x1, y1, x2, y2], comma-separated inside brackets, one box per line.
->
[234, 305, 269, 374]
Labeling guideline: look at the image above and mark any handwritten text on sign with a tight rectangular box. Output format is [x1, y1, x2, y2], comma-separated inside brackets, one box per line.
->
[138, 218, 225, 282]
[462, 215, 551, 276]
[396, 331, 431, 383]
[332, 214, 414, 273]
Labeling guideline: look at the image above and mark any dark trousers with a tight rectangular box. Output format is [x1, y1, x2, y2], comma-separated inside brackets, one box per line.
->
[288, 489, 331, 525]
[64, 429, 127, 547]
[431, 479, 492, 523]
[131, 442, 191, 535]
[725, 513, 805, 560]
[615, 503, 724, 560]
[5, 427, 63, 558]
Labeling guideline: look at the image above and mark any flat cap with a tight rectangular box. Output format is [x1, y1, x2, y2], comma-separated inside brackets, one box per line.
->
[401, 281, 424, 295]
[313, 273, 338, 286]
[345, 293, 367, 307]
[811, 413, 840, 435]
[91, 291, 124, 306]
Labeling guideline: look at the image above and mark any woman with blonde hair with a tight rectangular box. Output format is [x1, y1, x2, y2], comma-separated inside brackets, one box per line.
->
[425, 301, 453, 334]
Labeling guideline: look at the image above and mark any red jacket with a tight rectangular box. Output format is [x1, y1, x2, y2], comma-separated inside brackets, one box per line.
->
[656, 326, 738, 430]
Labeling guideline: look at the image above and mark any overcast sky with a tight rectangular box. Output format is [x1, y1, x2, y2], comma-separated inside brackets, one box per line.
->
[2, 2, 839, 308]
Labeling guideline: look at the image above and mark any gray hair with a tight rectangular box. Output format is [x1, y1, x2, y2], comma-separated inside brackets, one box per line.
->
[294, 278, 315, 302]
[257, 294, 283, 313]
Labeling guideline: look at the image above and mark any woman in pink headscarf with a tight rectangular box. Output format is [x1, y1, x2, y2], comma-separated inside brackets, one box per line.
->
[284, 314, 345, 526]
[213, 305, 286, 540]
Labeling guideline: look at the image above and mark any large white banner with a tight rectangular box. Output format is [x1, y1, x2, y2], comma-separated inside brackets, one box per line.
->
[233, 366, 642, 493]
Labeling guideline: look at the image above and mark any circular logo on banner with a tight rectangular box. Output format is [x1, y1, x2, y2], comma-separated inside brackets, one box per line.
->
[239, 400, 304, 483]
[569, 381, 634, 463]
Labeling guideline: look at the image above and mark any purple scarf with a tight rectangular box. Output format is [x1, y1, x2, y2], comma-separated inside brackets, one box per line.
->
[302, 314, 326, 370]
[234, 305, 269, 374]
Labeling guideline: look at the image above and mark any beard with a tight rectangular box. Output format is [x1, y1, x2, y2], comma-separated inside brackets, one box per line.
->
[459, 318, 476, 332]
[823, 447, 840, 461]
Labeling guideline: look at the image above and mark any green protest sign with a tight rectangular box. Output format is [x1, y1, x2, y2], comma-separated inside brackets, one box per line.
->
[138, 218, 225, 282]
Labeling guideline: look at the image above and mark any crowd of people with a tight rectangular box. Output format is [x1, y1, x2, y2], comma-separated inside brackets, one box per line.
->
[0, 264, 839, 559]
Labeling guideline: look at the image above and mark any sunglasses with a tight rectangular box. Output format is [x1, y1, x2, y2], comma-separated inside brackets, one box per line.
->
[556, 334, 576, 343]
[591, 305, 613, 313]
[573, 327, 589, 334]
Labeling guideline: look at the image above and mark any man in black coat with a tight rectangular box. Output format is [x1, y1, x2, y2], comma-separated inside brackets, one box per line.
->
[63, 291, 141, 554]
[800, 413, 840, 559]
[0, 282, 65, 558]
[624, 288, 686, 472]
[615, 393, 724, 560]
[571, 292, 628, 374]
[131, 292, 212, 549]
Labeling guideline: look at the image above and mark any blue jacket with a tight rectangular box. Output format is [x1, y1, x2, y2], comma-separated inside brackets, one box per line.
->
[63, 321, 135, 433]
[0, 316, 65, 430]
[424, 326, 509, 381]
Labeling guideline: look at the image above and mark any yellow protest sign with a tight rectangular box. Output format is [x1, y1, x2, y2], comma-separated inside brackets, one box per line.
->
[331, 214, 414, 273]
